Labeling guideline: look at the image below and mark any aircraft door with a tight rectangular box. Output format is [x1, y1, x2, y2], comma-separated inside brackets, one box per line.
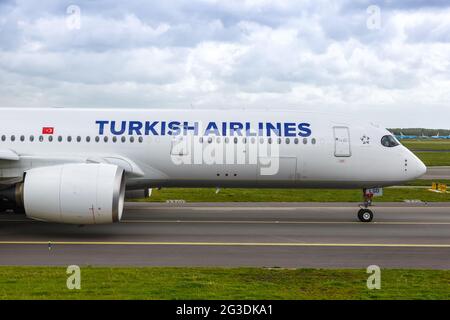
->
[333, 126, 351, 157]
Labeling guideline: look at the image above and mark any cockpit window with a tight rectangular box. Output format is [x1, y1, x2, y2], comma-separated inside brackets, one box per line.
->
[381, 135, 399, 147]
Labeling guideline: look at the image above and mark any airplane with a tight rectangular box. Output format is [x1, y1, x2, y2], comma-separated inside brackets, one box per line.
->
[0, 108, 426, 223]
[431, 132, 443, 139]
[419, 132, 431, 139]
[395, 132, 417, 140]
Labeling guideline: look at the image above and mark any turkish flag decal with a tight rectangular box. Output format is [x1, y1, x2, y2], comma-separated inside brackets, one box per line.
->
[42, 127, 54, 134]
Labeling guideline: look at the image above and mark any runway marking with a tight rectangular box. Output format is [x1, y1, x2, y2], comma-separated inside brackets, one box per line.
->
[1, 219, 450, 226]
[0, 241, 449, 248]
[122, 220, 450, 225]
[131, 207, 301, 211]
[127, 205, 450, 210]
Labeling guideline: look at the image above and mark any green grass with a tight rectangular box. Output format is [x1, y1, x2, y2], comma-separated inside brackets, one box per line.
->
[135, 187, 449, 203]
[0, 267, 448, 300]
[404, 179, 450, 186]
[414, 152, 450, 166]
[402, 139, 450, 151]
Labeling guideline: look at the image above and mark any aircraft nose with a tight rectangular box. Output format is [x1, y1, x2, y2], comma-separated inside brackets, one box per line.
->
[410, 155, 427, 179]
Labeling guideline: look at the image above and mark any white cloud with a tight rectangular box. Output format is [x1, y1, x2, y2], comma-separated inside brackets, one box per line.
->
[0, 0, 449, 128]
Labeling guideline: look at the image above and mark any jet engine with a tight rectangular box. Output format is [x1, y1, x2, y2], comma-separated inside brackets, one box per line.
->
[0, 163, 125, 224]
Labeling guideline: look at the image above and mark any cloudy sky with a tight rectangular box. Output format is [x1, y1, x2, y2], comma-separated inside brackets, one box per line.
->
[0, 0, 449, 128]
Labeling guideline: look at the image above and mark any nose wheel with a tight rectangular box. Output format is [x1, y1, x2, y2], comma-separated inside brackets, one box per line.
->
[358, 208, 373, 222]
[358, 188, 375, 222]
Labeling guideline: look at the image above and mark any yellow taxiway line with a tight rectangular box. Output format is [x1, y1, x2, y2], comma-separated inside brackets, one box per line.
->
[0, 241, 449, 248]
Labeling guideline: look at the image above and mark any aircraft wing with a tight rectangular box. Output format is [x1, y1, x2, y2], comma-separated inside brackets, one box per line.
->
[0, 149, 20, 161]
[0, 151, 145, 177]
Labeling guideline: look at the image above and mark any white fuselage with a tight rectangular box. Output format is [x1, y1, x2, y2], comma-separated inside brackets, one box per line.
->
[0, 108, 426, 190]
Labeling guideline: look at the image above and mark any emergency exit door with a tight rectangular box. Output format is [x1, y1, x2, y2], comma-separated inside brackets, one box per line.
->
[333, 126, 351, 157]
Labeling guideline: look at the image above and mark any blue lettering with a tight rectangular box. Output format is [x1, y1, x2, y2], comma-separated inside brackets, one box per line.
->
[129, 121, 143, 135]
[284, 123, 296, 137]
[298, 123, 312, 137]
[258, 122, 264, 136]
[266, 122, 281, 136]
[144, 121, 159, 135]
[160, 121, 166, 135]
[222, 122, 227, 136]
[183, 121, 198, 135]
[168, 121, 181, 135]
[95, 120, 312, 138]
[96, 120, 109, 135]
[229, 122, 244, 136]
[204, 122, 220, 136]
[246, 122, 257, 136]
[110, 121, 126, 135]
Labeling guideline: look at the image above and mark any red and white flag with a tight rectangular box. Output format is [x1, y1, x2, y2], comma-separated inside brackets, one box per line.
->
[42, 127, 54, 134]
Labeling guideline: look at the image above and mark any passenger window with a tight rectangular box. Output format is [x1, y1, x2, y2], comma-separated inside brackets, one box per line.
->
[104, 136, 108, 142]
[121, 136, 126, 143]
[303, 138, 307, 144]
[20, 135, 25, 142]
[86, 136, 91, 142]
[312, 138, 316, 145]
[39, 136, 43, 142]
[77, 136, 81, 142]
[58, 136, 62, 142]
[29, 135, 34, 142]
[130, 136, 134, 143]
[381, 135, 399, 147]
[294, 138, 299, 144]
[112, 136, 117, 143]
[138, 137, 143, 143]
[48, 136, 53, 142]
[95, 136, 100, 143]
[1, 135, 5, 141]
[67, 136, 72, 142]
[10, 135, 15, 142]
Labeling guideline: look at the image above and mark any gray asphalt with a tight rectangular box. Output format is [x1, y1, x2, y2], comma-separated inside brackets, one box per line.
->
[423, 166, 450, 180]
[1, 202, 449, 269]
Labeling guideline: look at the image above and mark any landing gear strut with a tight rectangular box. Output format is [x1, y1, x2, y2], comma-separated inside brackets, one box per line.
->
[358, 189, 374, 222]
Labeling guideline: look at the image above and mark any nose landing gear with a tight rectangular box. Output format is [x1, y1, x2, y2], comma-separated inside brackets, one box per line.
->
[358, 189, 374, 222]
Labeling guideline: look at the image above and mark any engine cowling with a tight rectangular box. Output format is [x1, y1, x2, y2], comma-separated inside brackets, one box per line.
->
[23, 163, 125, 224]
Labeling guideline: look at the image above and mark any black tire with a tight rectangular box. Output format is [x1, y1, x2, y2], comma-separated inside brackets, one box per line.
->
[358, 209, 373, 222]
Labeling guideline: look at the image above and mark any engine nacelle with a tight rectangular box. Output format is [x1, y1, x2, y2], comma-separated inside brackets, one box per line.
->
[23, 163, 125, 224]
